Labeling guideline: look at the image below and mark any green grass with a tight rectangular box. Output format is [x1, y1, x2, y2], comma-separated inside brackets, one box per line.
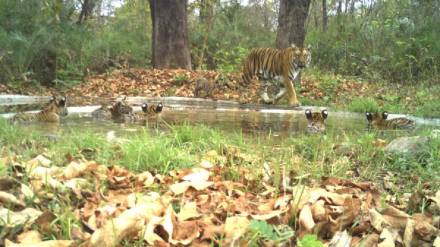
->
[1, 118, 439, 192]
[348, 97, 380, 113]
[302, 70, 440, 118]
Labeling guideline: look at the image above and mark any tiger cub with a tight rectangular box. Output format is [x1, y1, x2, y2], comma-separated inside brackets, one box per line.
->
[133, 102, 163, 119]
[194, 78, 215, 98]
[305, 109, 328, 133]
[91, 98, 133, 122]
[12, 96, 68, 123]
[242, 44, 311, 107]
[366, 111, 415, 129]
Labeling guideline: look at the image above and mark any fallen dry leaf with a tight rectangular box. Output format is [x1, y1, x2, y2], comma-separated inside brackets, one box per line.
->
[5, 240, 74, 247]
[87, 202, 164, 247]
[224, 216, 250, 242]
[16, 230, 42, 244]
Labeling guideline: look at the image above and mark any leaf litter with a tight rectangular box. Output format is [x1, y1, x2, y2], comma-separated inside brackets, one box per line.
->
[0, 151, 439, 247]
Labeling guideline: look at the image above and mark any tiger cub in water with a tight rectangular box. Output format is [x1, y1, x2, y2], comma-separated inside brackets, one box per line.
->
[92, 98, 133, 122]
[366, 111, 415, 129]
[305, 109, 328, 133]
[133, 102, 163, 120]
[12, 96, 68, 123]
[194, 78, 215, 98]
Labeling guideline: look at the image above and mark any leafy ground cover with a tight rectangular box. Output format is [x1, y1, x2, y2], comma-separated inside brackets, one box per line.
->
[0, 119, 439, 246]
[2, 68, 440, 118]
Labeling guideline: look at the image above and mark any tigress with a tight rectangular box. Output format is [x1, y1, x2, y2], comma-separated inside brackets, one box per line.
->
[194, 78, 215, 98]
[12, 96, 68, 123]
[305, 109, 328, 133]
[242, 44, 311, 107]
[366, 111, 415, 129]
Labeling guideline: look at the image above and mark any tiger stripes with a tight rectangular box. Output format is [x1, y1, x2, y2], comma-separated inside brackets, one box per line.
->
[242, 44, 311, 106]
[12, 96, 68, 123]
[366, 111, 415, 129]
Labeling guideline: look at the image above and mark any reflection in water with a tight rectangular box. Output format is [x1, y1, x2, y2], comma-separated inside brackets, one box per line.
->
[13, 108, 432, 140]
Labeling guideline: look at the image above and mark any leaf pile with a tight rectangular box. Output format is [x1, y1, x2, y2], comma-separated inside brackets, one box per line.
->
[1, 152, 439, 246]
[65, 69, 260, 106]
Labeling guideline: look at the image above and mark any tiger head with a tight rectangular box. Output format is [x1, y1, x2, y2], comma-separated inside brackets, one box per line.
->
[305, 109, 328, 133]
[291, 44, 311, 69]
[110, 100, 133, 118]
[56, 96, 68, 117]
[365, 111, 388, 127]
[46, 96, 68, 116]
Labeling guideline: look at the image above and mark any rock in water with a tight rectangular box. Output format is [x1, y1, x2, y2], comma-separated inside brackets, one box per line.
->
[385, 136, 429, 157]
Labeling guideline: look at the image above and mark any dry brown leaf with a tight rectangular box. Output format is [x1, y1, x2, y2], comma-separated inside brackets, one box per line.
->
[428, 191, 440, 210]
[62, 161, 89, 179]
[26, 155, 51, 168]
[170, 181, 213, 195]
[434, 236, 440, 247]
[378, 228, 396, 247]
[181, 168, 210, 182]
[328, 230, 352, 247]
[0, 208, 42, 227]
[87, 202, 164, 247]
[5, 240, 73, 247]
[0, 191, 25, 209]
[170, 220, 200, 245]
[403, 218, 415, 247]
[16, 230, 42, 244]
[178, 202, 201, 221]
[370, 208, 388, 232]
[357, 234, 379, 247]
[298, 204, 315, 238]
[136, 171, 155, 188]
[224, 216, 250, 242]
[311, 199, 326, 222]
[250, 210, 283, 221]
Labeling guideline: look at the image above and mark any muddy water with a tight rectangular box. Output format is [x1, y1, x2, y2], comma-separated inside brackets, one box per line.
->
[9, 106, 435, 141]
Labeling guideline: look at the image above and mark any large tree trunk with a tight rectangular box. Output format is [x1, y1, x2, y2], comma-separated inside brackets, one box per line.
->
[276, 0, 311, 49]
[149, 0, 192, 69]
[322, 0, 328, 32]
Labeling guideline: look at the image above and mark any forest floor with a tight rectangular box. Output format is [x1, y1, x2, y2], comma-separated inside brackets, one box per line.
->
[2, 68, 440, 118]
[1, 119, 439, 246]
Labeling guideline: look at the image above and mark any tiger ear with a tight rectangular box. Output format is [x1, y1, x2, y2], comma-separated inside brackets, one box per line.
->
[141, 103, 148, 112]
[321, 109, 328, 119]
[58, 97, 67, 107]
[305, 109, 312, 119]
[306, 44, 311, 50]
[366, 112, 373, 121]
[291, 43, 297, 48]
[382, 111, 389, 120]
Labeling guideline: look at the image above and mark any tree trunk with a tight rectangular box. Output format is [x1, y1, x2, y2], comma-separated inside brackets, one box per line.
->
[322, 0, 328, 32]
[149, 0, 192, 69]
[276, 0, 311, 49]
[336, 0, 343, 33]
[78, 0, 97, 24]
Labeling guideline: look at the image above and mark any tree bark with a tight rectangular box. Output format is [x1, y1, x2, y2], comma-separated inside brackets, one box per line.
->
[276, 0, 311, 49]
[149, 0, 192, 69]
[322, 0, 328, 32]
[78, 0, 97, 24]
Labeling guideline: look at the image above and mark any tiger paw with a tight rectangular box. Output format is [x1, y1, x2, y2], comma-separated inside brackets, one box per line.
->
[288, 101, 301, 107]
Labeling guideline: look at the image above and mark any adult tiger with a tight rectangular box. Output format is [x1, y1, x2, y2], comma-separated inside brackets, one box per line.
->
[242, 44, 311, 107]
[12, 96, 68, 123]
